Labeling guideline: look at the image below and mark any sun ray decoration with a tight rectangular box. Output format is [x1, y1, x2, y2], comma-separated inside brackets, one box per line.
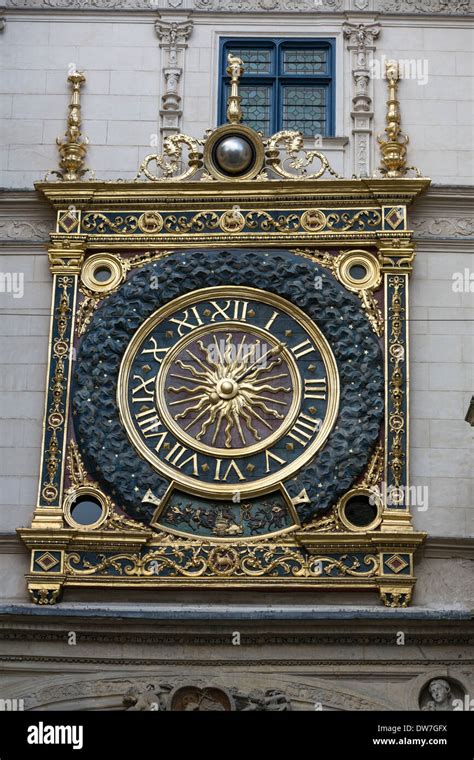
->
[166, 332, 293, 448]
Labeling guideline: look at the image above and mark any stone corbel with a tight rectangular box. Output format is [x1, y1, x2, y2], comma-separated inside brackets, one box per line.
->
[343, 21, 380, 177]
[155, 15, 193, 145]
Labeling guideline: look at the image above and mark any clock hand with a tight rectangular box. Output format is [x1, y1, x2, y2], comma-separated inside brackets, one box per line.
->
[234, 342, 286, 384]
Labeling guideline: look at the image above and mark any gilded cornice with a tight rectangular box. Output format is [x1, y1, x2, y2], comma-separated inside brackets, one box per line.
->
[2, 187, 472, 246]
[8, 529, 474, 558]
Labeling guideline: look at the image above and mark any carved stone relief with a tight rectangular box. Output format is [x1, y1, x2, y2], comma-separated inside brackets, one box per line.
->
[155, 17, 194, 144]
[343, 22, 380, 177]
[5, 0, 470, 10]
[123, 682, 291, 711]
[419, 678, 465, 711]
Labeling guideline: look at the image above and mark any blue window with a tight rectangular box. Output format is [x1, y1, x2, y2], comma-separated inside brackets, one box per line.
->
[219, 39, 335, 137]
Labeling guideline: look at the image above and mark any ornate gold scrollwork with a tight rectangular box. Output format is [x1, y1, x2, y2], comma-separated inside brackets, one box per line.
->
[135, 134, 204, 182]
[388, 276, 406, 489]
[64, 544, 379, 579]
[41, 277, 72, 503]
[264, 130, 341, 180]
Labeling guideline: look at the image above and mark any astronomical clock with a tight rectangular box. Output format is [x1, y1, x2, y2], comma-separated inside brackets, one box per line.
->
[19, 58, 429, 606]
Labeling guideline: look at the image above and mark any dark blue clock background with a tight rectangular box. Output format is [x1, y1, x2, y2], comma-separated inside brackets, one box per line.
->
[72, 248, 384, 530]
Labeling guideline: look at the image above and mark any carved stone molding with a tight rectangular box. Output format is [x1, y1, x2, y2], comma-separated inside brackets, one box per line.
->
[0, 219, 51, 243]
[4, 0, 471, 11]
[411, 216, 474, 238]
[0, 192, 55, 245]
[6, 0, 153, 6]
[1, 624, 472, 647]
[155, 16, 193, 144]
[378, 0, 471, 13]
[193, 0, 344, 9]
[343, 22, 380, 177]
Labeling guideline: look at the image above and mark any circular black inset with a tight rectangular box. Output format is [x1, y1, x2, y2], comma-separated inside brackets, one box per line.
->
[349, 264, 368, 281]
[93, 265, 113, 283]
[70, 495, 103, 526]
[344, 494, 378, 527]
[213, 135, 255, 176]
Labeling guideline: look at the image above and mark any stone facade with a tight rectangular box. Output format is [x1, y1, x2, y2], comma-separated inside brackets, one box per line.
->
[0, 1, 472, 710]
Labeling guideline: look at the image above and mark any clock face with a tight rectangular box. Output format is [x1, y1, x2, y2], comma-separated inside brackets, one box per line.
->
[117, 286, 339, 499]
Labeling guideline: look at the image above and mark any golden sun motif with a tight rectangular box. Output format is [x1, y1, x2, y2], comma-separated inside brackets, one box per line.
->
[164, 332, 293, 449]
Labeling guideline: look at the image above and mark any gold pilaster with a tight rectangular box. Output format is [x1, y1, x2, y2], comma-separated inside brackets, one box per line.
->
[31, 240, 85, 530]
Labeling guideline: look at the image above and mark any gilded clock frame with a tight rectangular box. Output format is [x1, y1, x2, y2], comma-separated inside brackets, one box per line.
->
[17, 176, 429, 607]
[117, 285, 340, 497]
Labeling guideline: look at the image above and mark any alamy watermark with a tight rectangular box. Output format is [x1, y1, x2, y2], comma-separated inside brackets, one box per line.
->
[452, 268, 474, 292]
[0, 698, 24, 711]
[206, 339, 272, 368]
[0, 272, 24, 299]
[369, 55, 429, 86]
[369, 482, 429, 512]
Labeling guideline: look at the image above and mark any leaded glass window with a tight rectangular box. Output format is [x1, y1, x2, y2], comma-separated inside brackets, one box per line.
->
[283, 86, 327, 135]
[283, 48, 328, 75]
[238, 85, 272, 134]
[220, 39, 334, 136]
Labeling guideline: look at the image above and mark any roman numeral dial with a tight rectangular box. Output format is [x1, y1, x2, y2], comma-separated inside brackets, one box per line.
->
[118, 286, 339, 499]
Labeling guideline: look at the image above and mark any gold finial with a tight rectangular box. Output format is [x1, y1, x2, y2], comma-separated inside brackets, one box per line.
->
[54, 71, 90, 181]
[377, 61, 409, 178]
[226, 53, 244, 124]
